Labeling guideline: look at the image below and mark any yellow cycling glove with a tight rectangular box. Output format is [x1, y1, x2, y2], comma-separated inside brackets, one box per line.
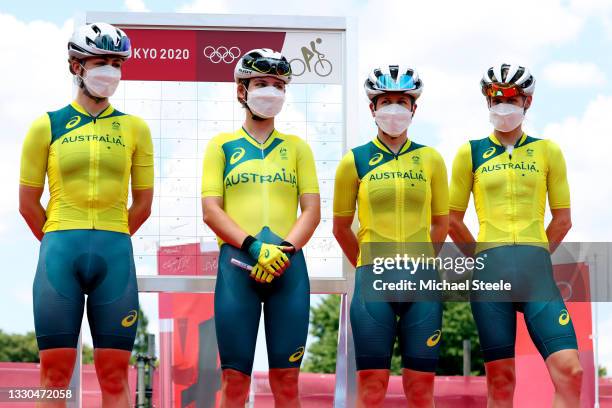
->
[250, 263, 275, 283]
[242, 236, 291, 276]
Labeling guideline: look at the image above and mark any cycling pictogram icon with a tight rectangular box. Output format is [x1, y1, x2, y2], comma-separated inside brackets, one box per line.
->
[290, 38, 333, 77]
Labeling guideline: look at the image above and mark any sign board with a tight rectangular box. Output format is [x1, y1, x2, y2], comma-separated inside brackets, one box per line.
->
[90, 13, 355, 280]
[85, 11, 357, 407]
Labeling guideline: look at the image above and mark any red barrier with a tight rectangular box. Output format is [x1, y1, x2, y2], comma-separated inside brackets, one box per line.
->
[1, 363, 610, 407]
[515, 262, 595, 407]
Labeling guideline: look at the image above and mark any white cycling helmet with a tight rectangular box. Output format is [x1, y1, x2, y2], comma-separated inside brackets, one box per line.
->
[364, 65, 423, 101]
[234, 48, 292, 84]
[481, 63, 535, 97]
[68, 22, 131, 60]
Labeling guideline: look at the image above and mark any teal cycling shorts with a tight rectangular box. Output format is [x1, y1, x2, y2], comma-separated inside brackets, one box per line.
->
[351, 264, 443, 372]
[33, 229, 139, 351]
[470, 245, 578, 362]
[214, 228, 310, 375]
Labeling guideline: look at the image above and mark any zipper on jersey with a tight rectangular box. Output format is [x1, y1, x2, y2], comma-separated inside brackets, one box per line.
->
[396, 158, 405, 242]
[508, 154, 517, 244]
[88, 121, 96, 228]
[86, 109, 105, 229]
[259, 140, 269, 231]
[242, 127, 274, 234]
[377, 137, 408, 241]
[377, 137, 406, 161]
[502, 144, 518, 244]
[91, 119, 101, 229]
[256, 130, 274, 233]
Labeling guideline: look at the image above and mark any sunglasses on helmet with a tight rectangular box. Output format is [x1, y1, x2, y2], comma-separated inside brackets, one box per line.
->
[484, 83, 522, 97]
[375, 74, 416, 90]
[88, 34, 131, 53]
[243, 55, 291, 77]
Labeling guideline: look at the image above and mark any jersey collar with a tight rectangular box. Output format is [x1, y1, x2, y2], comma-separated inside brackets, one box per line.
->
[71, 101, 115, 119]
[373, 136, 412, 156]
[489, 132, 527, 147]
[239, 126, 279, 150]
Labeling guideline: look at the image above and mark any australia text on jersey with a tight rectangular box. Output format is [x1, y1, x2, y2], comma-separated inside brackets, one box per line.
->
[224, 168, 297, 189]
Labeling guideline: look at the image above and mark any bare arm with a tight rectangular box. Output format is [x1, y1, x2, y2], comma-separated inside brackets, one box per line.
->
[202, 196, 249, 248]
[284, 193, 320, 250]
[430, 214, 449, 255]
[546, 208, 571, 253]
[449, 210, 477, 257]
[129, 188, 153, 235]
[333, 215, 359, 268]
[19, 185, 46, 241]
[545, 141, 571, 253]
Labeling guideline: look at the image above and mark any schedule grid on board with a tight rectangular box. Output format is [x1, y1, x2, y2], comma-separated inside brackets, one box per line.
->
[112, 80, 344, 277]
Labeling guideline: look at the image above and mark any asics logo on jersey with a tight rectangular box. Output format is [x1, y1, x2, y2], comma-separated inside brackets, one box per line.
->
[558, 309, 570, 326]
[121, 310, 138, 327]
[426, 330, 442, 347]
[230, 147, 246, 165]
[66, 115, 81, 129]
[369, 153, 384, 166]
[288, 346, 305, 362]
[482, 146, 496, 159]
[264, 249, 270, 257]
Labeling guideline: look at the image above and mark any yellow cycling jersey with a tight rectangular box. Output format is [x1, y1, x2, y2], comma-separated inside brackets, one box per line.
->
[334, 137, 449, 265]
[450, 133, 570, 248]
[19, 101, 154, 234]
[201, 127, 319, 245]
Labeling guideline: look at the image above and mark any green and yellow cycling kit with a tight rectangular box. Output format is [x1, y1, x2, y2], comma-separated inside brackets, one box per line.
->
[450, 133, 576, 362]
[202, 127, 318, 375]
[334, 136, 448, 372]
[19, 101, 154, 234]
[334, 137, 449, 265]
[21, 101, 152, 351]
[450, 133, 569, 248]
[201, 127, 319, 244]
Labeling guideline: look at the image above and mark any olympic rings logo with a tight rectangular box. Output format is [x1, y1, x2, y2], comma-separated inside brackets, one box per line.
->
[203, 46, 241, 64]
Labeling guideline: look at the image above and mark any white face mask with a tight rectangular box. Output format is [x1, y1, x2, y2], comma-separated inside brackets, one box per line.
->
[81, 65, 121, 98]
[489, 103, 525, 132]
[246, 86, 286, 118]
[374, 103, 413, 137]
